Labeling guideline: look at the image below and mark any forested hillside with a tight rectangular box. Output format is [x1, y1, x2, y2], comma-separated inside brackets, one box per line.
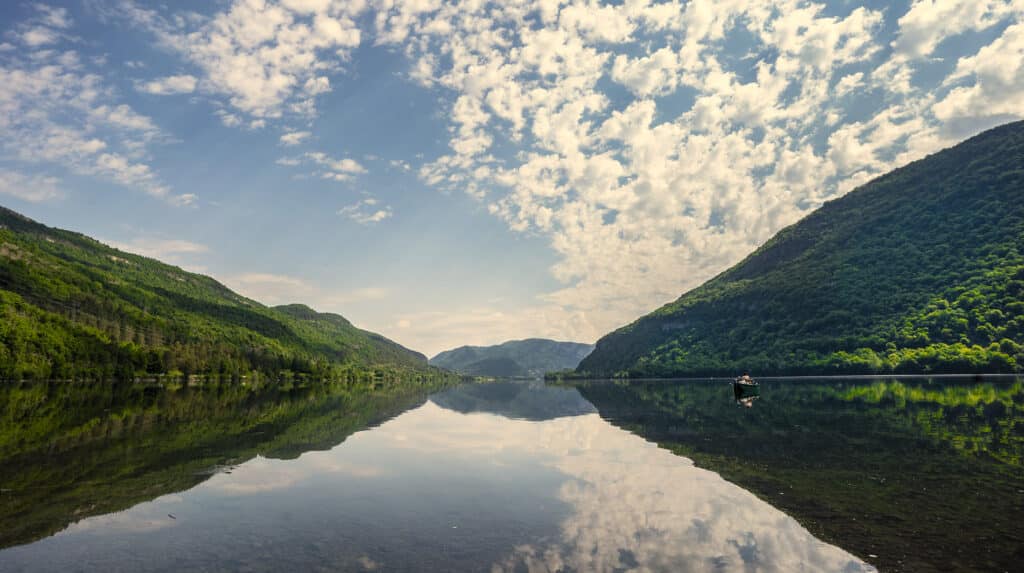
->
[577, 121, 1024, 377]
[431, 338, 594, 377]
[0, 206, 437, 381]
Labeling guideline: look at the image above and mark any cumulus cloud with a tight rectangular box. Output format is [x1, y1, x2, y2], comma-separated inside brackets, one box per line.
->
[114, 0, 364, 122]
[0, 169, 64, 202]
[80, 1, 1024, 346]
[892, 0, 1018, 59]
[368, 0, 1024, 344]
[307, 152, 366, 175]
[12, 4, 72, 47]
[0, 11, 192, 206]
[611, 47, 682, 97]
[338, 198, 392, 225]
[279, 131, 312, 146]
[136, 74, 197, 95]
[932, 21, 1024, 134]
[276, 150, 367, 181]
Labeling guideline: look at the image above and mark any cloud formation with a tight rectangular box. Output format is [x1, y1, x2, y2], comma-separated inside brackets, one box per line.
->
[338, 198, 392, 225]
[0, 169, 64, 202]
[371, 0, 1024, 344]
[136, 74, 198, 95]
[277, 150, 368, 181]
[115, 0, 365, 122]
[13, 1, 1024, 351]
[279, 130, 312, 146]
[0, 5, 193, 206]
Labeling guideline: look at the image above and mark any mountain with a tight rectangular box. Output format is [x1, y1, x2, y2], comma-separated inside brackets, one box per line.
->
[430, 338, 594, 377]
[577, 121, 1024, 377]
[0, 205, 437, 381]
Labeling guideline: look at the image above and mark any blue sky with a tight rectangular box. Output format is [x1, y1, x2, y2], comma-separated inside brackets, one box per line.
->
[0, 1, 1021, 356]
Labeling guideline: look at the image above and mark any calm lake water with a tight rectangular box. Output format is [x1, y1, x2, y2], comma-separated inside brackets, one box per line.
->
[0, 377, 1021, 572]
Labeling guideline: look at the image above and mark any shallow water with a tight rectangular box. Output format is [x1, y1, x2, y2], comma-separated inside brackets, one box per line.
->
[1, 377, 1021, 572]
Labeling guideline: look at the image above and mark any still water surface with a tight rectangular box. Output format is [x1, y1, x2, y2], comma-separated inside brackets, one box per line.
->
[0, 377, 1021, 572]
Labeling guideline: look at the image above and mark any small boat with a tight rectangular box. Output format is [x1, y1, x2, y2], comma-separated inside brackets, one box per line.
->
[734, 374, 758, 386]
[733, 375, 760, 396]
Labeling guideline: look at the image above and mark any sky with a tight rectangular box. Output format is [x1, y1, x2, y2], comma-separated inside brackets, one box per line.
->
[0, 0, 1022, 357]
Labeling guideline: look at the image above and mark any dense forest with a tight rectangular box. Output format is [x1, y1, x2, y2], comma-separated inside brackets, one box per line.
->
[575, 121, 1024, 377]
[0, 206, 447, 382]
[430, 338, 594, 377]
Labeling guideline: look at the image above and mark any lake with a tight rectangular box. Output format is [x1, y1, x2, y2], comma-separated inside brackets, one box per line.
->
[0, 377, 1021, 572]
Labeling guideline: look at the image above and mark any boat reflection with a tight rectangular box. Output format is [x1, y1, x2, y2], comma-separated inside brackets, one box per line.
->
[733, 382, 760, 408]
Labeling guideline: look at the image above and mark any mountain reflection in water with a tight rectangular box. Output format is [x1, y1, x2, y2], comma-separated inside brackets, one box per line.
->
[576, 377, 1024, 573]
[0, 379, 875, 572]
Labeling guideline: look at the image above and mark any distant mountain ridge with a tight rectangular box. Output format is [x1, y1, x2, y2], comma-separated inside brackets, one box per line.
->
[577, 121, 1024, 377]
[431, 338, 594, 377]
[0, 205, 435, 381]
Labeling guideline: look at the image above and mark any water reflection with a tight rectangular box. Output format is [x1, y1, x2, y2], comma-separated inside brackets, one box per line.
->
[0, 380, 875, 572]
[429, 380, 596, 419]
[576, 377, 1024, 573]
[0, 380, 441, 549]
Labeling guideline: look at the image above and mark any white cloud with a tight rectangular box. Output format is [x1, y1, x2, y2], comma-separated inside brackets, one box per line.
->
[892, 0, 1018, 59]
[0, 15, 191, 206]
[932, 21, 1024, 134]
[12, 5, 72, 47]
[611, 47, 681, 97]
[168, 193, 198, 207]
[136, 74, 198, 95]
[306, 152, 366, 174]
[214, 109, 242, 128]
[0, 169, 64, 202]
[56, 1, 1024, 349]
[116, 0, 365, 122]
[388, 159, 411, 172]
[276, 156, 302, 166]
[279, 131, 312, 146]
[33, 4, 72, 30]
[338, 198, 392, 225]
[19, 26, 61, 47]
[276, 150, 367, 181]
[366, 0, 1024, 347]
